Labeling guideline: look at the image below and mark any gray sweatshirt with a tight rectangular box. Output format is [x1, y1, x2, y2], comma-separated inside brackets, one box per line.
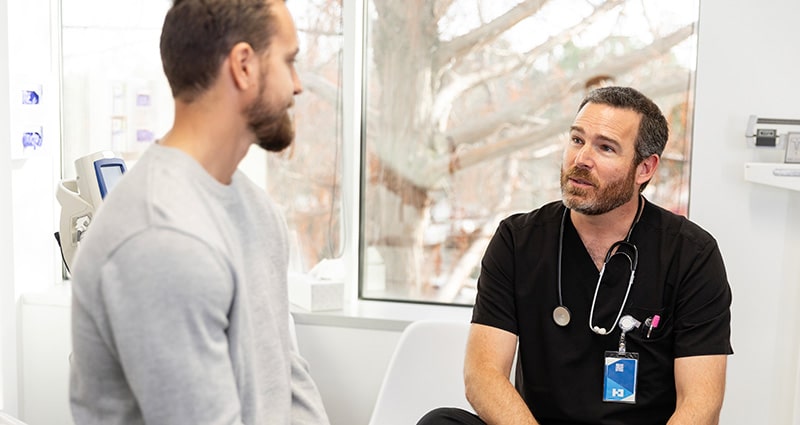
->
[69, 144, 329, 425]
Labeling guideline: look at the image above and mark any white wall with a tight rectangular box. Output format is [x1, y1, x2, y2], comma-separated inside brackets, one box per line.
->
[691, 0, 800, 423]
[0, 0, 16, 414]
[0, 0, 63, 415]
[18, 289, 73, 425]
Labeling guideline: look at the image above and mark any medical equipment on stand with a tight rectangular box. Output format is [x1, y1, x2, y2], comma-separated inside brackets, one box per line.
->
[55, 151, 127, 273]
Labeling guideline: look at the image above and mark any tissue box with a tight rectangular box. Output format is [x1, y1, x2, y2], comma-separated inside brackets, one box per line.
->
[288, 272, 344, 312]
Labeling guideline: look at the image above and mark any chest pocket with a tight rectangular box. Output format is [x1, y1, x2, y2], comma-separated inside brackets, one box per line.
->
[623, 305, 672, 342]
[623, 276, 676, 342]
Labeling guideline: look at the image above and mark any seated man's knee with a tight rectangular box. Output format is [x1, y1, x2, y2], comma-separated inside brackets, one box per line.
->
[416, 407, 484, 425]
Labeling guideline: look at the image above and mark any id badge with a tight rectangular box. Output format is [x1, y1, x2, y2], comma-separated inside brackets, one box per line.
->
[603, 351, 638, 403]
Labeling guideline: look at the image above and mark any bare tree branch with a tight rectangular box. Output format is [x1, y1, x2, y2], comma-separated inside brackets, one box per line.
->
[432, 0, 626, 125]
[434, 0, 548, 70]
[448, 74, 691, 174]
[299, 71, 339, 104]
[382, 30, 694, 190]
[299, 71, 383, 130]
[434, 0, 458, 20]
[444, 23, 695, 147]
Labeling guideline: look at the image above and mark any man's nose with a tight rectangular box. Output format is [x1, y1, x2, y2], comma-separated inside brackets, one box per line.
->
[293, 70, 303, 96]
[574, 144, 593, 168]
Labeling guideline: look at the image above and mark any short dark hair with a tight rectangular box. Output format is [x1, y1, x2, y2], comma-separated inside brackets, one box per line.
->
[578, 86, 669, 166]
[160, 0, 285, 102]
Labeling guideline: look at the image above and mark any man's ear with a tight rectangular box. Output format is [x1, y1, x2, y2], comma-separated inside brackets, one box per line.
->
[227, 42, 258, 91]
[636, 154, 660, 186]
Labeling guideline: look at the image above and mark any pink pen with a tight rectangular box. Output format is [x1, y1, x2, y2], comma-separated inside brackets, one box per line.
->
[647, 315, 661, 338]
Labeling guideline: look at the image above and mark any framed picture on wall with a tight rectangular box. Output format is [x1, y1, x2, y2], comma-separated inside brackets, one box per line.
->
[22, 86, 41, 105]
[785, 132, 800, 164]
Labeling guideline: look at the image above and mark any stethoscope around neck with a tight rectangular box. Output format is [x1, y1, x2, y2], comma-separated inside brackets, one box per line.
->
[552, 198, 642, 335]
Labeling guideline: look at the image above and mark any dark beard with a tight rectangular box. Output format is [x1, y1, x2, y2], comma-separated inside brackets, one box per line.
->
[560, 164, 637, 216]
[245, 80, 295, 153]
[254, 110, 295, 152]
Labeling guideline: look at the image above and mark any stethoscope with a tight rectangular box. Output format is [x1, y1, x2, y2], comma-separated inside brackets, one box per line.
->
[552, 196, 643, 335]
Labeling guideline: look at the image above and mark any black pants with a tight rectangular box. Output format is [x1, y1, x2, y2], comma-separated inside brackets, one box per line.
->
[417, 408, 487, 425]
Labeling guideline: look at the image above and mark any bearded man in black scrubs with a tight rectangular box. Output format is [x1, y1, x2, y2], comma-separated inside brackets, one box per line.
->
[418, 86, 732, 425]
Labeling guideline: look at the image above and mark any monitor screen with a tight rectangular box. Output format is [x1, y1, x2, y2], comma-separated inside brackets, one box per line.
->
[94, 158, 127, 198]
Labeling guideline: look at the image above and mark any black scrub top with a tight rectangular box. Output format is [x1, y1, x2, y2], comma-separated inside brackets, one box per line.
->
[472, 199, 733, 425]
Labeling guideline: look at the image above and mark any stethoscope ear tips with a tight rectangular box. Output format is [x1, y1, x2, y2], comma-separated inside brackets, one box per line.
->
[592, 326, 607, 335]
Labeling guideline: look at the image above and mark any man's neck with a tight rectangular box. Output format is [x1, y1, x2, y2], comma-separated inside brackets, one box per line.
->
[160, 99, 252, 185]
[571, 196, 642, 270]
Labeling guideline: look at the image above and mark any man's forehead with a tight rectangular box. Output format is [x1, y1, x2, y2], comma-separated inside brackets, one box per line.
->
[571, 102, 641, 143]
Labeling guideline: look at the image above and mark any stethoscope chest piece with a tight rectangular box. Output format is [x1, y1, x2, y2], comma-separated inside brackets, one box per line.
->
[553, 305, 571, 327]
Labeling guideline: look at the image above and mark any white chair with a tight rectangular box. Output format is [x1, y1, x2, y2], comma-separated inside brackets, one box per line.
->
[368, 320, 474, 425]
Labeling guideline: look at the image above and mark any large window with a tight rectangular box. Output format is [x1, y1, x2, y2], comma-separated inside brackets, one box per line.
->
[360, 0, 700, 304]
[59, 1, 344, 278]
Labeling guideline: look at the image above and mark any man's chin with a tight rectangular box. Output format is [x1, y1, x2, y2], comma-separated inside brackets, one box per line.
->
[563, 193, 595, 212]
[257, 135, 294, 153]
[254, 112, 296, 152]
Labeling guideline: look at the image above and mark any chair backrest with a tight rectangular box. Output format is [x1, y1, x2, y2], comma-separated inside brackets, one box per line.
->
[368, 320, 474, 425]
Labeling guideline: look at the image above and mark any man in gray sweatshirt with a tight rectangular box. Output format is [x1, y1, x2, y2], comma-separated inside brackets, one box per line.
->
[69, 1, 330, 424]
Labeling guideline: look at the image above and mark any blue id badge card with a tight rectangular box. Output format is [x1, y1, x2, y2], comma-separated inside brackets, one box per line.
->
[603, 351, 638, 403]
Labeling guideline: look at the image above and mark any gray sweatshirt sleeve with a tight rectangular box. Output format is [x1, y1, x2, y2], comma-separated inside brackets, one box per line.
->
[100, 229, 244, 425]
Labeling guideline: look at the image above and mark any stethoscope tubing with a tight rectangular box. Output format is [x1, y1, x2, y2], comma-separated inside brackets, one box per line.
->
[555, 196, 643, 334]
